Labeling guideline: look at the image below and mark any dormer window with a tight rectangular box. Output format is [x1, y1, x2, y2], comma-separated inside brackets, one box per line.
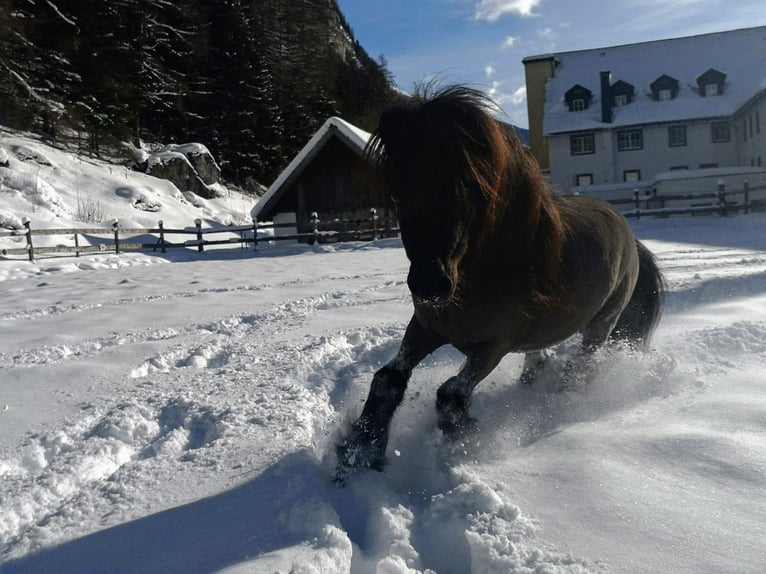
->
[697, 68, 726, 97]
[611, 80, 635, 106]
[565, 84, 593, 112]
[650, 74, 680, 101]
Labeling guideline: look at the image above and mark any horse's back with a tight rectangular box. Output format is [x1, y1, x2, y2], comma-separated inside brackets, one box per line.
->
[556, 195, 632, 235]
[555, 194, 636, 265]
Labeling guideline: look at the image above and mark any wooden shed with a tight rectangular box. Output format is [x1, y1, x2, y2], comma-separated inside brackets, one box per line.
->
[252, 117, 395, 242]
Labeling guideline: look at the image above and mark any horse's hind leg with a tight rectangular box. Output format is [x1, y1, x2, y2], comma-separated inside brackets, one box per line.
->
[436, 345, 505, 439]
[336, 316, 442, 478]
[520, 350, 552, 385]
[561, 287, 632, 390]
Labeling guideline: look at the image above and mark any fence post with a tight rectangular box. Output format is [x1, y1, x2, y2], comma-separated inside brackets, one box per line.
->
[23, 218, 34, 262]
[311, 212, 319, 244]
[252, 219, 258, 250]
[158, 220, 166, 253]
[717, 180, 726, 216]
[112, 218, 120, 253]
[195, 218, 204, 252]
[74, 232, 80, 257]
[370, 208, 378, 240]
[744, 180, 750, 214]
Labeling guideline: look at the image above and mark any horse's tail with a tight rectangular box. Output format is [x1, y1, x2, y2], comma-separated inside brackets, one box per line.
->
[611, 240, 665, 348]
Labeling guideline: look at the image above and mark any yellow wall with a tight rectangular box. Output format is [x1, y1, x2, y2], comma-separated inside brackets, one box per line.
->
[523, 56, 555, 171]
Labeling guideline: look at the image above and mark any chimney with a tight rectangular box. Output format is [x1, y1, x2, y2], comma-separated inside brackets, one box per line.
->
[600, 70, 612, 123]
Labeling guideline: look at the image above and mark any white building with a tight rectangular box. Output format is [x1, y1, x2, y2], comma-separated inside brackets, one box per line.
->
[523, 26, 766, 195]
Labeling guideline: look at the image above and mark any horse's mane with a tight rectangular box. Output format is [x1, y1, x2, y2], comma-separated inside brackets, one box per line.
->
[367, 84, 568, 306]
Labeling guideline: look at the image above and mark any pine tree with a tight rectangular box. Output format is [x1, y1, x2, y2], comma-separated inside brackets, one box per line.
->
[0, 0, 78, 136]
[0, 0, 398, 187]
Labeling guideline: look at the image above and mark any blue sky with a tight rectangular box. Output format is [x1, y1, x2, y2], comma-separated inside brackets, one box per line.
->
[335, 0, 766, 128]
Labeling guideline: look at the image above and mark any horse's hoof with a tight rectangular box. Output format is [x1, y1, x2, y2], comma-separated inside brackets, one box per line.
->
[520, 369, 537, 386]
[439, 415, 478, 442]
[333, 453, 386, 485]
[334, 431, 386, 484]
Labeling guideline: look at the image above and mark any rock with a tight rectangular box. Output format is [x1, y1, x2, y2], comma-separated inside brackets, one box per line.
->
[145, 150, 219, 199]
[166, 143, 221, 186]
[140, 143, 222, 199]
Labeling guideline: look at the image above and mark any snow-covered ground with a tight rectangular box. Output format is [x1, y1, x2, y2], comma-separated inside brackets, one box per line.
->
[1, 134, 766, 573]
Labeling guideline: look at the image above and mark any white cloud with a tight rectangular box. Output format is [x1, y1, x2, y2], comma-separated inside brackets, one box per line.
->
[487, 82, 527, 121]
[501, 35, 519, 49]
[538, 27, 554, 39]
[474, 0, 542, 22]
[485, 65, 496, 78]
[510, 85, 527, 105]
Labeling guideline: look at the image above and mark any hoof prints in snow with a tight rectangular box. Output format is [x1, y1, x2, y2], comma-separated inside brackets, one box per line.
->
[0, 313, 404, 562]
[0, 397, 228, 558]
[87, 399, 224, 456]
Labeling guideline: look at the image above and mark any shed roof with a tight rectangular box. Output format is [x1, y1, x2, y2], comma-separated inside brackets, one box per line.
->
[252, 117, 372, 220]
[535, 26, 766, 135]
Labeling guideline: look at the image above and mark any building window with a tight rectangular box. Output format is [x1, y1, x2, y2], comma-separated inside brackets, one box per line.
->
[576, 173, 593, 186]
[618, 129, 643, 151]
[711, 122, 730, 143]
[614, 94, 629, 107]
[658, 89, 672, 101]
[750, 116, 754, 138]
[699, 163, 719, 169]
[668, 125, 686, 147]
[670, 165, 689, 171]
[704, 83, 720, 97]
[623, 170, 641, 182]
[571, 99, 586, 111]
[757, 111, 761, 134]
[570, 133, 595, 155]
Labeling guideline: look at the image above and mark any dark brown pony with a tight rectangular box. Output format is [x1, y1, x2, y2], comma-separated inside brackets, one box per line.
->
[336, 86, 663, 479]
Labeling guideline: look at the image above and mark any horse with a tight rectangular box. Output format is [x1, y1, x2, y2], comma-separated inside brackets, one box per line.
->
[335, 85, 664, 479]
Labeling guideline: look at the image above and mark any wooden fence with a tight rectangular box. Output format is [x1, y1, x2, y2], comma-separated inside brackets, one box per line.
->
[4, 182, 766, 262]
[0, 209, 399, 262]
[610, 181, 766, 219]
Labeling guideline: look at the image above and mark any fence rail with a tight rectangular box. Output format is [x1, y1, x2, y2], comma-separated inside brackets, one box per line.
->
[1, 209, 399, 262]
[612, 181, 766, 219]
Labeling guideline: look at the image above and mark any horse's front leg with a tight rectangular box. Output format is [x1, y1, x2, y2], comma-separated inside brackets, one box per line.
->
[436, 345, 504, 439]
[336, 316, 442, 477]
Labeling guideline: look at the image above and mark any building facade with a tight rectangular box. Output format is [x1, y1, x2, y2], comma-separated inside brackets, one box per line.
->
[523, 27, 766, 194]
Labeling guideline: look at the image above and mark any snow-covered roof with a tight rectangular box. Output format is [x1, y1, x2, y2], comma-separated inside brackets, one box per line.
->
[538, 26, 766, 135]
[252, 117, 371, 220]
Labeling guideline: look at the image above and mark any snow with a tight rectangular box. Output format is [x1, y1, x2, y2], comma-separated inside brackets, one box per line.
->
[2, 133, 766, 573]
[542, 26, 766, 134]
